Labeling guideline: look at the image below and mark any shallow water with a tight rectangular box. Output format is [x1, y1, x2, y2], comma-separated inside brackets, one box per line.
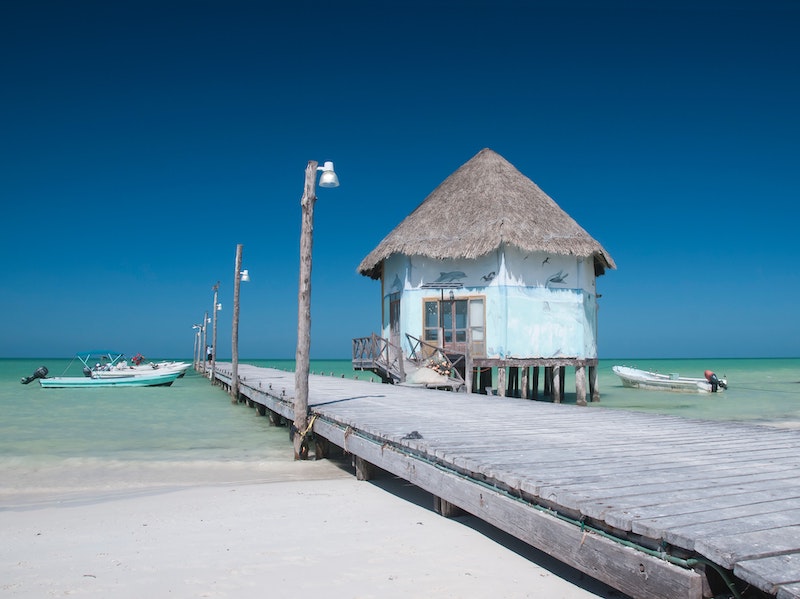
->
[277, 357, 800, 428]
[3, 357, 799, 502]
[2, 359, 303, 504]
[588, 358, 800, 428]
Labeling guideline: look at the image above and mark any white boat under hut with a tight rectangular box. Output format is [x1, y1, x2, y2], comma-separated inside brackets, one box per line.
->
[353, 148, 615, 404]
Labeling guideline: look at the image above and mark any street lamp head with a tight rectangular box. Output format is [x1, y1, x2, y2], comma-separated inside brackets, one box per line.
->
[240, 269, 250, 282]
[317, 161, 339, 188]
[216, 302, 222, 311]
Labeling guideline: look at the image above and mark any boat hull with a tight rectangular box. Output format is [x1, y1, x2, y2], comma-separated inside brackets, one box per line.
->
[39, 371, 180, 388]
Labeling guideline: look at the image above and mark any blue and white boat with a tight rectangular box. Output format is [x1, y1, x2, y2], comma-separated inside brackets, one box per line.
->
[30, 350, 184, 388]
[39, 370, 181, 388]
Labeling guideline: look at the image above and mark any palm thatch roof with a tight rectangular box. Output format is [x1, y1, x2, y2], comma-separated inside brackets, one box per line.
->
[358, 148, 616, 280]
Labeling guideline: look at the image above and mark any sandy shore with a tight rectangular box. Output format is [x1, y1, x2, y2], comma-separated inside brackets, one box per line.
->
[1, 458, 623, 598]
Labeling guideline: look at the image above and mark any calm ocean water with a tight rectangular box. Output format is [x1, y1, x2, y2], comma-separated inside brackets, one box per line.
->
[2, 357, 799, 502]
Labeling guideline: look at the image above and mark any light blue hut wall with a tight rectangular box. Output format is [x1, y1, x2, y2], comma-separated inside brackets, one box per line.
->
[499, 246, 598, 359]
[380, 247, 599, 360]
[381, 254, 420, 355]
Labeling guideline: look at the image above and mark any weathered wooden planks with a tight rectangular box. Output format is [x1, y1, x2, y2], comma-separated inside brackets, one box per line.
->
[312, 415, 704, 599]
[211, 364, 800, 599]
[735, 553, 800, 598]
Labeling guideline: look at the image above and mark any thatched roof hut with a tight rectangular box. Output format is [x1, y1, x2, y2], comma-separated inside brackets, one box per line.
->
[358, 148, 615, 280]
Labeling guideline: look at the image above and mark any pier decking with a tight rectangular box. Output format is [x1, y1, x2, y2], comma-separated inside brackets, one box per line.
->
[210, 363, 800, 599]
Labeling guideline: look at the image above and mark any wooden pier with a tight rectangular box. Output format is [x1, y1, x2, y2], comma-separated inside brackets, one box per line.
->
[209, 363, 800, 599]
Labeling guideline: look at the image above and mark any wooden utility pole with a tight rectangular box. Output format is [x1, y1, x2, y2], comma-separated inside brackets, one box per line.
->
[231, 244, 243, 403]
[294, 161, 319, 459]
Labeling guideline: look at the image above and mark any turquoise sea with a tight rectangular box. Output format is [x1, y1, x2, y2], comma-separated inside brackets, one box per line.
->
[2, 357, 799, 503]
[253, 357, 800, 426]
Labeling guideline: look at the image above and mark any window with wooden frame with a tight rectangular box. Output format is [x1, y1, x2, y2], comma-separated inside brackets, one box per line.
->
[423, 296, 485, 357]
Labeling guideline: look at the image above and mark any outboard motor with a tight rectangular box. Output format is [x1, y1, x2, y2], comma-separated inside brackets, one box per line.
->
[20, 366, 48, 384]
[704, 370, 727, 392]
[83, 366, 93, 377]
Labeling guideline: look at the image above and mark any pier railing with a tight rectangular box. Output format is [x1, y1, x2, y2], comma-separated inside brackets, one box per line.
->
[352, 333, 406, 383]
[405, 333, 466, 391]
[352, 333, 468, 391]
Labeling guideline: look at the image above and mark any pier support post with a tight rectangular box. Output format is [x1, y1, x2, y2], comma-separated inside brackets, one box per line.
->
[590, 365, 600, 402]
[544, 367, 552, 397]
[575, 365, 587, 406]
[552, 367, 562, 403]
[521, 367, 529, 399]
[508, 366, 518, 397]
[479, 367, 492, 394]
[354, 456, 374, 481]
[434, 496, 464, 517]
[315, 436, 329, 460]
[465, 351, 473, 394]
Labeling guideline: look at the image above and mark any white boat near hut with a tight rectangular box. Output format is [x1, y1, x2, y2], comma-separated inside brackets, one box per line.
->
[612, 365, 727, 393]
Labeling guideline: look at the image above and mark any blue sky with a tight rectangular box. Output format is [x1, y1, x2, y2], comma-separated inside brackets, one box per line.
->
[2, 1, 798, 359]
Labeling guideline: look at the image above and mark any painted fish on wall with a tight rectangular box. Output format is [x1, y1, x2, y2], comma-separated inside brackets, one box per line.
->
[546, 270, 569, 287]
[433, 271, 466, 283]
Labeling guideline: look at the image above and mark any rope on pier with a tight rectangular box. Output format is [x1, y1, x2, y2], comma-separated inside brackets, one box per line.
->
[296, 414, 317, 439]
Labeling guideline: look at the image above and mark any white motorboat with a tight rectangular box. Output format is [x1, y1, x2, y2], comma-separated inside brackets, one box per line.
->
[92, 355, 191, 378]
[612, 365, 727, 393]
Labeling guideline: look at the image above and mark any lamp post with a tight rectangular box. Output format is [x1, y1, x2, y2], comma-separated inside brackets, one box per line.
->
[211, 281, 221, 383]
[231, 243, 249, 403]
[294, 160, 339, 460]
[202, 311, 209, 373]
[192, 324, 202, 370]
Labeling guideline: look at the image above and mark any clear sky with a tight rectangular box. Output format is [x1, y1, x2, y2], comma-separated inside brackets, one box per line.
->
[2, 1, 798, 360]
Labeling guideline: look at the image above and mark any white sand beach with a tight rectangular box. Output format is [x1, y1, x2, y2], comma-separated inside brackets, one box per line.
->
[0, 457, 624, 599]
